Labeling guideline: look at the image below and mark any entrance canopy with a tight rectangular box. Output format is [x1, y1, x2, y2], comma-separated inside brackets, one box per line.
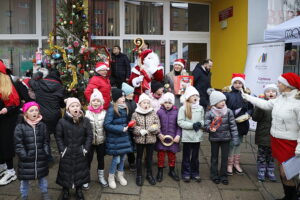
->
[264, 16, 300, 44]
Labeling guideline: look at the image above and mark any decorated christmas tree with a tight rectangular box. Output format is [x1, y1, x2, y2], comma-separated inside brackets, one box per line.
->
[43, 0, 110, 104]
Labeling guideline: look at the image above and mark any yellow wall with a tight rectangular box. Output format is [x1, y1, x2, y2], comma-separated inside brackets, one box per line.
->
[211, 0, 248, 89]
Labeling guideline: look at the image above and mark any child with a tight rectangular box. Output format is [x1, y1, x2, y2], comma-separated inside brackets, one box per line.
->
[132, 93, 160, 186]
[84, 62, 111, 110]
[149, 80, 164, 112]
[122, 82, 137, 171]
[55, 98, 93, 200]
[84, 89, 108, 189]
[223, 73, 253, 175]
[252, 84, 278, 182]
[156, 92, 181, 182]
[177, 86, 204, 182]
[14, 102, 50, 200]
[104, 88, 133, 189]
[204, 91, 240, 185]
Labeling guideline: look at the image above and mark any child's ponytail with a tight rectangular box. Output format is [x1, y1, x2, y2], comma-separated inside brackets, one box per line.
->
[185, 101, 192, 119]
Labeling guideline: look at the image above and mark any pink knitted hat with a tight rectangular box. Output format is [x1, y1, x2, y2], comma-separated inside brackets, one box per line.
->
[22, 101, 40, 113]
[64, 97, 81, 110]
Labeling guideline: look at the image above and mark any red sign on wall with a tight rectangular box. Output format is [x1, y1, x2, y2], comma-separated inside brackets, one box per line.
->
[219, 6, 233, 21]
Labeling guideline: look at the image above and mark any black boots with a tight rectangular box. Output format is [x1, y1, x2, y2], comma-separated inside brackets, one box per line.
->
[136, 176, 143, 186]
[276, 184, 297, 200]
[61, 188, 69, 200]
[76, 188, 85, 200]
[156, 168, 163, 182]
[168, 167, 180, 181]
[146, 172, 156, 185]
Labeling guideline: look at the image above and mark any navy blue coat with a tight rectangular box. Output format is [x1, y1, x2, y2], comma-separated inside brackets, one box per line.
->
[224, 87, 253, 136]
[104, 105, 133, 156]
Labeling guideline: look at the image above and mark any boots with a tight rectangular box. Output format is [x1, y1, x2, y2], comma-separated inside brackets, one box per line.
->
[168, 167, 180, 181]
[116, 171, 127, 186]
[136, 176, 143, 186]
[156, 167, 163, 182]
[41, 192, 51, 200]
[146, 171, 156, 185]
[75, 188, 84, 200]
[98, 170, 108, 187]
[266, 163, 277, 182]
[233, 155, 244, 174]
[276, 184, 297, 200]
[61, 188, 69, 200]
[257, 163, 266, 182]
[108, 173, 116, 189]
[227, 156, 234, 176]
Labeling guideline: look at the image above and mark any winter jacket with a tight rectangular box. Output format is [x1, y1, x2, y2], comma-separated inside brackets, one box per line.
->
[156, 106, 181, 153]
[29, 76, 65, 134]
[125, 99, 137, 121]
[149, 94, 163, 113]
[204, 109, 239, 145]
[132, 110, 160, 144]
[252, 106, 272, 147]
[192, 64, 211, 109]
[104, 105, 133, 155]
[110, 53, 131, 87]
[55, 113, 93, 188]
[243, 89, 300, 142]
[84, 74, 111, 110]
[223, 87, 253, 136]
[85, 110, 106, 145]
[177, 105, 205, 143]
[14, 120, 49, 180]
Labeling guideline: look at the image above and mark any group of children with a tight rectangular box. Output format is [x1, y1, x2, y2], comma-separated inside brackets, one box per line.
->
[13, 71, 279, 200]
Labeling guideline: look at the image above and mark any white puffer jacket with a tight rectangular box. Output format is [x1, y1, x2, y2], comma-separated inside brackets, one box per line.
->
[85, 110, 106, 145]
[243, 89, 300, 144]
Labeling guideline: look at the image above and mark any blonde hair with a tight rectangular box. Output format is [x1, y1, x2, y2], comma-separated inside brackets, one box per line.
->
[185, 101, 192, 120]
[0, 73, 12, 101]
[113, 102, 128, 117]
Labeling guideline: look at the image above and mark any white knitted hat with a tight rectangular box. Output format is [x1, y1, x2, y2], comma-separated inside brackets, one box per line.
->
[209, 91, 226, 106]
[161, 92, 175, 104]
[138, 93, 151, 104]
[90, 88, 104, 105]
[181, 86, 199, 102]
[263, 84, 278, 93]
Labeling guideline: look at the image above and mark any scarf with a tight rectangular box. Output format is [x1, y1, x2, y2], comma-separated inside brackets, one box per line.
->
[118, 104, 127, 109]
[211, 105, 228, 117]
[24, 115, 43, 128]
[88, 105, 104, 113]
[135, 104, 153, 115]
[191, 100, 200, 109]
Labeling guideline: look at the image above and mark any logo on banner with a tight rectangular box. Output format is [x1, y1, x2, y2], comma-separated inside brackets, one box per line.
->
[285, 27, 300, 40]
[258, 53, 267, 63]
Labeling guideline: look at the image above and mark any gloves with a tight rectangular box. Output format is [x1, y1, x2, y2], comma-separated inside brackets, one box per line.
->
[295, 143, 300, 156]
[193, 122, 202, 132]
[233, 138, 240, 147]
[140, 129, 148, 136]
[137, 75, 144, 83]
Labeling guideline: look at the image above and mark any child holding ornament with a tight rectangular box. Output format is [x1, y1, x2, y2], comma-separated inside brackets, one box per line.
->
[177, 86, 204, 183]
[84, 62, 111, 110]
[132, 93, 160, 186]
[204, 91, 239, 185]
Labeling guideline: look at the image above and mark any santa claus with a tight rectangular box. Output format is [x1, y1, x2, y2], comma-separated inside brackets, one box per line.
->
[129, 49, 164, 102]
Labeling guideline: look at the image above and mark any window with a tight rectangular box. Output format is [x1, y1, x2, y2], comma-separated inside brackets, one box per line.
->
[170, 2, 209, 32]
[125, 1, 163, 35]
[170, 40, 178, 71]
[42, 0, 54, 36]
[91, 40, 120, 54]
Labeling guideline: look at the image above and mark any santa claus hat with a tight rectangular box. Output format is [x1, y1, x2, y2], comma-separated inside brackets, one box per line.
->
[173, 59, 186, 68]
[161, 92, 175, 105]
[90, 88, 104, 105]
[95, 62, 109, 72]
[139, 49, 153, 64]
[0, 62, 7, 74]
[278, 72, 300, 90]
[181, 86, 199, 102]
[231, 73, 246, 87]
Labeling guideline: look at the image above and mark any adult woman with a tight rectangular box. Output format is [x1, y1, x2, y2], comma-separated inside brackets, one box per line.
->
[0, 62, 20, 185]
[242, 73, 300, 200]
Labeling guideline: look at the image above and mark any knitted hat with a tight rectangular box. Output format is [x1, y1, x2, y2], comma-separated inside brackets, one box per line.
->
[90, 88, 104, 105]
[0, 62, 7, 74]
[65, 97, 81, 110]
[22, 101, 40, 113]
[151, 80, 163, 93]
[138, 93, 151, 104]
[161, 92, 175, 104]
[112, 88, 124, 102]
[173, 59, 186, 69]
[182, 86, 199, 102]
[209, 91, 227, 106]
[122, 82, 134, 96]
[95, 62, 109, 72]
[263, 84, 278, 93]
[278, 73, 300, 90]
[231, 73, 246, 87]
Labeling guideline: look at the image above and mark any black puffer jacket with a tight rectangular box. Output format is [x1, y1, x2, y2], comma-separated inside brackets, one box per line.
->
[14, 119, 49, 180]
[204, 109, 240, 145]
[55, 113, 93, 188]
[110, 53, 131, 88]
[30, 71, 65, 133]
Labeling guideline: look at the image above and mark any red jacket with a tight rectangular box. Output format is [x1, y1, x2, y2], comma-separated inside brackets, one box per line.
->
[84, 75, 111, 110]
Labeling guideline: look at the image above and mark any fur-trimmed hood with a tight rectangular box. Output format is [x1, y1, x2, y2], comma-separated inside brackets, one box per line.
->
[222, 85, 251, 95]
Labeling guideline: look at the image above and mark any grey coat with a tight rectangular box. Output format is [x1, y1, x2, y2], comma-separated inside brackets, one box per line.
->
[204, 109, 240, 145]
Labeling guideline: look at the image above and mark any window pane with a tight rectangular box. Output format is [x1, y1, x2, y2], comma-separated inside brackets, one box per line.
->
[123, 40, 165, 69]
[0, 40, 38, 76]
[125, 1, 163, 35]
[170, 40, 178, 71]
[183, 43, 207, 71]
[42, 0, 53, 36]
[91, 39, 120, 54]
[170, 2, 209, 32]
[92, 0, 120, 36]
[0, 0, 36, 34]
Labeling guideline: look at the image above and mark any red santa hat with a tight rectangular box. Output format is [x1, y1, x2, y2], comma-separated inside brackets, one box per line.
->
[173, 59, 186, 68]
[278, 72, 300, 90]
[95, 62, 109, 72]
[231, 73, 246, 87]
[0, 62, 7, 74]
[139, 49, 153, 65]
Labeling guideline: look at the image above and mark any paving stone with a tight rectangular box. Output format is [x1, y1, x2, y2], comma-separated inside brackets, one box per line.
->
[220, 190, 264, 200]
[0, 195, 18, 200]
[29, 188, 61, 200]
[141, 186, 180, 200]
[0, 179, 20, 195]
[217, 173, 257, 190]
[143, 167, 180, 188]
[100, 193, 140, 200]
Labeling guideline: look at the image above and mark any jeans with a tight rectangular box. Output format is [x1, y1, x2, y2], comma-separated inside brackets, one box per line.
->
[20, 177, 48, 197]
[229, 135, 243, 156]
[136, 144, 155, 176]
[210, 141, 230, 180]
[87, 144, 105, 170]
[109, 154, 126, 174]
[181, 142, 200, 177]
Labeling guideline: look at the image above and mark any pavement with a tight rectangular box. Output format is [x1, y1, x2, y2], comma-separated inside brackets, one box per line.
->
[0, 132, 284, 200]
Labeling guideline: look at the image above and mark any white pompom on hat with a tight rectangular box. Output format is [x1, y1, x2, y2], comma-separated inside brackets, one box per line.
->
[209, 91, 227, 106]
[90, 88, 104, 105]
[161, 92, 175, 105]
